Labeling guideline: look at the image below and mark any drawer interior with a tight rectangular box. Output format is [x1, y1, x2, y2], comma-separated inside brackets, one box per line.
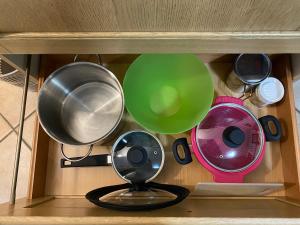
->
[29, 54, 300, 201]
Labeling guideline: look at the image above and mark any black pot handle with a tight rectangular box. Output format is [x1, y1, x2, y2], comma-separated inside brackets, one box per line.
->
[61, 154, 111, 168]
[85, 182, 190, 211]
[172, 138, 192, 165]
[258, 115, 282, 142]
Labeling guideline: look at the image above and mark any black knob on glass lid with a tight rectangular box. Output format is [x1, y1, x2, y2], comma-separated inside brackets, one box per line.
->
[127, 146, 148, 167]
[223, 126, 245, 148]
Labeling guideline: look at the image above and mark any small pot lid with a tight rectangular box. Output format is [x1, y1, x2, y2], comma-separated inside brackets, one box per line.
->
[195, 103, 264, 172]
[112, 131, 164, 183]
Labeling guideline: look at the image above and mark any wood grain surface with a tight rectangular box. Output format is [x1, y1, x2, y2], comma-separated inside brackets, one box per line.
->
[273, 55, 300, 200]
[0, 32, 300, 54]
[27, 57, 51, 199]
[0, 0, 299, 32]
[0, 1, 299, 53]
[2, 197, 300, 223]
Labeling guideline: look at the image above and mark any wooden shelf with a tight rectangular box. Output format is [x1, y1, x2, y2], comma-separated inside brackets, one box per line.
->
[3, 196, 300, 222]
[0, 32, 300, 54]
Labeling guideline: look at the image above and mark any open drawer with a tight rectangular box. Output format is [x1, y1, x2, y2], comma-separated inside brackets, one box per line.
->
[1, 54, 300, 224]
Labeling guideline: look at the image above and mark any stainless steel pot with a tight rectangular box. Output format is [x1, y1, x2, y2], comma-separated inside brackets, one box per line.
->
[38, 55, 124, 161]
[111, 130, 165, 183]
[61, 130, 165, 183]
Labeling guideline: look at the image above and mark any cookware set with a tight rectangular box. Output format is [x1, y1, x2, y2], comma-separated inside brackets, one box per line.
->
[85, 131, 189, 211]
[37, 54, 283, 211]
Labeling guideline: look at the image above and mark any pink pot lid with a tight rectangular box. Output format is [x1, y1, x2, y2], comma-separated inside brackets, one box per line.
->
[195, 103, 264, 172]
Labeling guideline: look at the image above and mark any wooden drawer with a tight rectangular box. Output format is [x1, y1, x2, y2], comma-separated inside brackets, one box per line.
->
[1, 54, 300, 224]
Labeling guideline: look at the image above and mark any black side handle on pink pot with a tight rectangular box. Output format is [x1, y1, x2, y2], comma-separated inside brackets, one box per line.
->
[172, 138, 193, 165]
[258, 115, 282, 142]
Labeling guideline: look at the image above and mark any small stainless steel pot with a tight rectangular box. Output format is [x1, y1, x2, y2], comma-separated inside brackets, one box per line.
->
[38, 55, 124, 161]
[111, 130, 165, 183]
[61, 130, 165, 183]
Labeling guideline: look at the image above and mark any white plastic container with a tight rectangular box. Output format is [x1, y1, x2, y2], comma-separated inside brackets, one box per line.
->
[250, 77, 284, 108]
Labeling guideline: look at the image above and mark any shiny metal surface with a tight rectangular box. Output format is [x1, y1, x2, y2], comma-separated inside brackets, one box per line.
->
[38, 62, 124, 145]
[112, 131, 165, 184]
[60, 144, 94, 162]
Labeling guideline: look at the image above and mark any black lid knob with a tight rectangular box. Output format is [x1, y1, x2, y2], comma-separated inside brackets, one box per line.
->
[223, 126, 245, 148]
[127, 146, 148, 167]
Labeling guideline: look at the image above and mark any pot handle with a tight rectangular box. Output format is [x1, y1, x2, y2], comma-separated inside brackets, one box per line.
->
[258, 115, 282, 142]
[74, 54, 103, 65]
[61, 154, 111, 168]
[239, 85, 254, 101]
[61, 144, 94, 162]
[172, 138, 192, 165]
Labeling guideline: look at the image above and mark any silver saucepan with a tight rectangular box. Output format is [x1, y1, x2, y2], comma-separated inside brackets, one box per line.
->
[37, 55, 124, 161]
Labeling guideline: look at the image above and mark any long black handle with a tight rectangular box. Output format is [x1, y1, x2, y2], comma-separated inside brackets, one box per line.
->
[258, 115, 282, 142]
[86, 182, 190, 211]
[61, 154, 111, 168]
[172, 138, 192, 165]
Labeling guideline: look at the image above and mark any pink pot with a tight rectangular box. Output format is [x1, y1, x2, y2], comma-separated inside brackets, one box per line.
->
[172, 96, 282, 183]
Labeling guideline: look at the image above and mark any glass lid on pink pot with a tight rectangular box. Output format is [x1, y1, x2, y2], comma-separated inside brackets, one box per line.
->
[195, 103, 264, 172]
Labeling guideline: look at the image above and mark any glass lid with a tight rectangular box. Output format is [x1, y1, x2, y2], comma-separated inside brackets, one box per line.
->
[195, 103, 264, 172]
[112, 131, 164, 183]
[85, 182, 190, 211]
[99, 186, 176, 206]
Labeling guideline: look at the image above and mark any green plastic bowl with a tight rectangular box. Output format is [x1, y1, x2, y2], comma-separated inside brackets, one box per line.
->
[123, 54, 214, 134]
